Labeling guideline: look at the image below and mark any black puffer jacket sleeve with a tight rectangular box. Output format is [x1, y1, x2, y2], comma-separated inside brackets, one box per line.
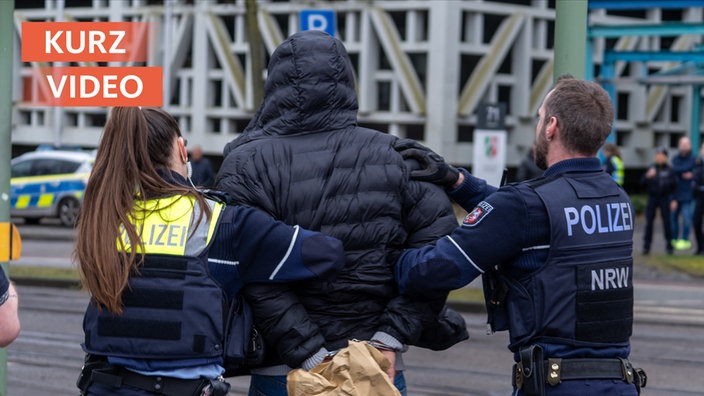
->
[241, 283, 326, 368]
[216, 150, 326, 368]
[376, 175, 461, 346]
[402, 177, 460, 247]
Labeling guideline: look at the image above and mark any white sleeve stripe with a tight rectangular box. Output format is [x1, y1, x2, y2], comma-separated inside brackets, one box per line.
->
[447, 236, 484, 274]
[208, 258, 239, 266]
[522, 244, 550, 252]
[269, 225, 299, 280]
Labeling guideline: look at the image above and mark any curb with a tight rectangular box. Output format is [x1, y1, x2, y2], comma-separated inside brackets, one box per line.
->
[13, 276, 82, 290]
[14, 275, 492, 314]
[447, 300, 486, 314]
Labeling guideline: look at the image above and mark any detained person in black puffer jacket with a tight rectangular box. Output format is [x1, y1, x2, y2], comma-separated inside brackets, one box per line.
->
[216, 30, 467, 396]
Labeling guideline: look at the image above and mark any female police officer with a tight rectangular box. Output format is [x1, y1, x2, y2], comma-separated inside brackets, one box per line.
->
[74, 107, 344, 395]
[396, 76, 646, 395]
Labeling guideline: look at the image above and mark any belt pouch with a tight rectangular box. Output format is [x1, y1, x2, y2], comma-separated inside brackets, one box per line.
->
[519, 345, 545, 396]
[76, 354, 112, 393]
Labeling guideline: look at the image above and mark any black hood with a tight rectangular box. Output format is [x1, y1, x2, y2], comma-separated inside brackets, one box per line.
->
[226, 31, 358, 155]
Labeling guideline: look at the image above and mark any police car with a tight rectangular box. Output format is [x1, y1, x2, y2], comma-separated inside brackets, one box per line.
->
[10, 150, 95, 227]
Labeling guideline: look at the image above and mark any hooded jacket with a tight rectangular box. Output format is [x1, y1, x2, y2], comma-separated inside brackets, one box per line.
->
[216, 30, 460, 368]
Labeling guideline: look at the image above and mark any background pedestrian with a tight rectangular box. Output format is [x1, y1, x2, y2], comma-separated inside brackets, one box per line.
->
[188, 145, 215, 188]
[692, 142, 704, 255]
[516, 144, 543, 181]
[671, 136, 696, 250]
[603, 142, 624, 185]
[641, 147, 676, 255]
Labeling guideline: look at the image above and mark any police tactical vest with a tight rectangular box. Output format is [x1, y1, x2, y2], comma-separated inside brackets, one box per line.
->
[502, 173, 634, 352]
[82, 195, 228, 361]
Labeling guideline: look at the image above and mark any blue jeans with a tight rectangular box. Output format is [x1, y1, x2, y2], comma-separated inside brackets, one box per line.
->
[671, 199, 693, 240]
[248, 372, 407, 396]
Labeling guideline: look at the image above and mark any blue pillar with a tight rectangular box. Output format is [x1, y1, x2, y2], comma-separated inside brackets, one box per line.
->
[601, 60, 617, 144]
[585, 36, 594, 81]
[692, 85, 702, 152]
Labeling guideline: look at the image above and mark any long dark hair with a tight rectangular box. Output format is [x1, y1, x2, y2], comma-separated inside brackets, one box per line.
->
[75, 107, 208, 314]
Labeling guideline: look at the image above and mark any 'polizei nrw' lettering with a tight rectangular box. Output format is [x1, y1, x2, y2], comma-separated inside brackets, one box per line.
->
[591, 267, 629, 291]
[563, 202, 632, 237]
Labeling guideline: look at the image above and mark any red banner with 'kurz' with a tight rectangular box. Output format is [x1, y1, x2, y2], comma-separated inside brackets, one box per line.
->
[22, 22, 149, 63]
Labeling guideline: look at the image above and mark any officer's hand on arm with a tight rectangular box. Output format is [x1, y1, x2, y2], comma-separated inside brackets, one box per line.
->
[394, 139, 461, 189]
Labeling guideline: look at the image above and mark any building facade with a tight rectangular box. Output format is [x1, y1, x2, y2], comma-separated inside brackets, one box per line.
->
[11, 0, 704, 173]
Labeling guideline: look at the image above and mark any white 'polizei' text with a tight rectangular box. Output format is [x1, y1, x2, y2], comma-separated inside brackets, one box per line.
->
[564, 202, 633, 237]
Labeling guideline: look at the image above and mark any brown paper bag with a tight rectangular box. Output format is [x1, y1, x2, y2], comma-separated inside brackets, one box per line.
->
[287, 340, 401, 396]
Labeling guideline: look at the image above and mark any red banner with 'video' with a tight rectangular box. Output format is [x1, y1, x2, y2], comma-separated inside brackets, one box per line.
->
[21, 22, 161, 106]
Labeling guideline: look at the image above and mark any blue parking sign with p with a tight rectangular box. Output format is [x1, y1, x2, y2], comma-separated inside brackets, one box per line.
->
[300, 10, 336, 37]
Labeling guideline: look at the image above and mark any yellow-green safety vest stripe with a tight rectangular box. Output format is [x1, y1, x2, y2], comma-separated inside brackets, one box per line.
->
[117, 195, 224, 255]
[611, 156, 624, 185]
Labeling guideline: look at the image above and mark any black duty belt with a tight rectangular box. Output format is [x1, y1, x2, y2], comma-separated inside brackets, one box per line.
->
[512, 357, 647, 388]
[90, 367, 211, 396]
[544, 358, 631, 383]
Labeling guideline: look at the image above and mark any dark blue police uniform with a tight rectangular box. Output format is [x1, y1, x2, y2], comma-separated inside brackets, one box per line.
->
[396, 158, 645, 395]
[78, 172, 344, 396]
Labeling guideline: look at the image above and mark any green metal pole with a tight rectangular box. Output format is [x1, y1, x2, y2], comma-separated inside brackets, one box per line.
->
[554, 0, 588, 81]
[0, 0, 15, 394]
[246, 0, 264, 107]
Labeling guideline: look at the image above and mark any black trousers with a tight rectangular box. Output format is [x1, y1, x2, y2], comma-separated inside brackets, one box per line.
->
[644, 196, 672, 251]
[694, 196, 704, 253]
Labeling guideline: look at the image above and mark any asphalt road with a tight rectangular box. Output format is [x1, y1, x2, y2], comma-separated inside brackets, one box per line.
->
[7, 285, 704, 396]
[11, 219, 704, 328]
[6, 217, 704, 395]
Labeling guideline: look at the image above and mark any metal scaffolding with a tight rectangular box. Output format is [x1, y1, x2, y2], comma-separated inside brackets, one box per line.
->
[9, 0, 704, 170]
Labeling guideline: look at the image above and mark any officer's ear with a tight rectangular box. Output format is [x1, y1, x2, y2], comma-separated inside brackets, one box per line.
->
[178, 137, 188, 163]
[546, 116, 558, 137]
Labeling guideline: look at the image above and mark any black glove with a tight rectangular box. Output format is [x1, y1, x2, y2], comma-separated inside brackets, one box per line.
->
[394, 138, 460, 188]
[413, 305, 469, 351]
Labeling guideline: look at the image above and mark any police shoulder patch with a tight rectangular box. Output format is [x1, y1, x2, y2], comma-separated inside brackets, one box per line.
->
[462, 201, 494, 227]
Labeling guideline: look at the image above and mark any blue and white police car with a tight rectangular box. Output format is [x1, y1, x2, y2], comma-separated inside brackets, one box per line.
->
[10, 150, 95, 227]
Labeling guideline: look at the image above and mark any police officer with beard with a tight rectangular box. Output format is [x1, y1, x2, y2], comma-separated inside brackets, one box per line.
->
[395, 76, 646, 395]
